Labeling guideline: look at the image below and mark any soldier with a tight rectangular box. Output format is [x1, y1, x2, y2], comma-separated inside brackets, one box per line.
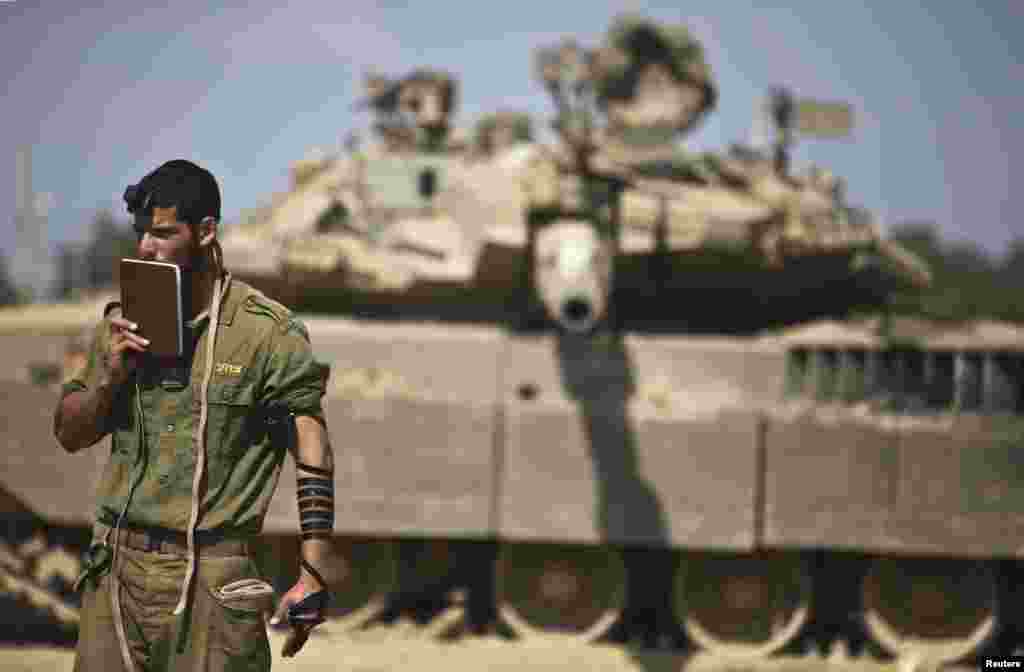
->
[54, 159, 334, 671]
[593, 15, 716, 156]
[361, 68, 467, 155]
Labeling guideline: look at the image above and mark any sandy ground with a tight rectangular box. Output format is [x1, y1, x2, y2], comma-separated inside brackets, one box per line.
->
[0, 621, 936, 672]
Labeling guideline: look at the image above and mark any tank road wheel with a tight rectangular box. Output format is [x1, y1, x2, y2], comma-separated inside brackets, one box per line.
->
[318, 537, 398, 630]
[861, 558, 997, 665]
[496, 543, 623, 642]
[327, 536, 399, 626]
[676, 552, 811, 658]
[388, 539, 462, 618]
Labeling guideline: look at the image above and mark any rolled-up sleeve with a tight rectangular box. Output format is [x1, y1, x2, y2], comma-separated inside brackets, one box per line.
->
[60, 320, 110, 399]
[260, 317, 330, 420]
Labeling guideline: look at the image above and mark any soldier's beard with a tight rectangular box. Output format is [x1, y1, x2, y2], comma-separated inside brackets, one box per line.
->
[178, 247, 201, 286]
[178, 244, 214, 319]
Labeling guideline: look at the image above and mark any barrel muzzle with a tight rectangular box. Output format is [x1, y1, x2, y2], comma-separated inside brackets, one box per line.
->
[534, 219, 612, 334]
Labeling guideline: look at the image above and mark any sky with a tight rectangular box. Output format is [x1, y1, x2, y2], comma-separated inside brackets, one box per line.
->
[1, 1, 1021, 293]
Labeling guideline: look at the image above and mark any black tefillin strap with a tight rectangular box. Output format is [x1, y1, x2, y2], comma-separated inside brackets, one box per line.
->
[289, 554, 329, 627]
[287, 579, 328, 627]
[296, 461, 334, 541]
[290, 459, 334, 627]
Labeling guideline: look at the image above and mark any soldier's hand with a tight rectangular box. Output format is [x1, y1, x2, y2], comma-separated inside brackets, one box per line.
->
[105, 316, 148, 386]
[270, 579, 327, 658]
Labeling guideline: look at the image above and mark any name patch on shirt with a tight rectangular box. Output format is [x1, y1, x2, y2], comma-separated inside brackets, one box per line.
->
[215, 363, 244, 376]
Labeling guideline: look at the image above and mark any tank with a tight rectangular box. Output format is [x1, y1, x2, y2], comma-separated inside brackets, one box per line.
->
[0, 297, 109, 646]
[3, 15, 1024, 668]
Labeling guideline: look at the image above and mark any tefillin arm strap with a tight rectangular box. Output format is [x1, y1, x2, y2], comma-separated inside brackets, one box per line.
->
[270, 411, 336, 545]
[296, 460, 334, 543]
[291, 459, 333, 626]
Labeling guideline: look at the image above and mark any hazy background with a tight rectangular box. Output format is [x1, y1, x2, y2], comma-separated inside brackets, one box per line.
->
[1, 1, 1021, 288]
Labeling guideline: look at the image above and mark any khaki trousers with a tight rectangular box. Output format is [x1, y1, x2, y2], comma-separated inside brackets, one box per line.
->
[73, 542, 274, 672]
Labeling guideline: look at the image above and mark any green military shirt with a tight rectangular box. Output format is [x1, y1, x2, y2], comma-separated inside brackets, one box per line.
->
[63, 275, 330, 536]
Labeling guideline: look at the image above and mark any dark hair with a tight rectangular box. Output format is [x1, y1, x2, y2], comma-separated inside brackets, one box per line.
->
[123, 159, 221, 226]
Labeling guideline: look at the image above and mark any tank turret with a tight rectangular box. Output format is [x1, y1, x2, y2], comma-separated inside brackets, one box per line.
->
[518, 13, 930, 336]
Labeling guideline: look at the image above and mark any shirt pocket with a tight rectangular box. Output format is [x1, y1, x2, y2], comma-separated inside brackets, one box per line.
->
[196, 380, 262, 459]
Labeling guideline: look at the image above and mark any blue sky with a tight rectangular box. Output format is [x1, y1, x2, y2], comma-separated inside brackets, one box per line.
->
[1, 1, 1021, 279]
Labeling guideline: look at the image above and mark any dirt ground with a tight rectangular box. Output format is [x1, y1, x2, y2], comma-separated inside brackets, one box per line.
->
[0, 621, 927, 672]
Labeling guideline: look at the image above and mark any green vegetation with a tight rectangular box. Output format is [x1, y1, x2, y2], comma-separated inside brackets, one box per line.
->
[0, 254, 19, 306]
[886, 221, 1024, 324]
[54, 210, 136, 300]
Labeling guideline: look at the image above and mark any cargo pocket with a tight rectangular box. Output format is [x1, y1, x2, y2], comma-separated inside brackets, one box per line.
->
[215, 578, 275, 618]
[202, 559, 274, 669]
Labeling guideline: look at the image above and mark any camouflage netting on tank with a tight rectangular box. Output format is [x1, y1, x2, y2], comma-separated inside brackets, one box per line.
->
[527, 16, 932, 289]
[363, 69, 458, 117]
[283, 235, 415, 291]
[361, 68, 463, 154]
[223, 124, 520, 297]
[532, 14, 717, 153]
[595, 13, 717, 113]
[290, 149, 336, 189]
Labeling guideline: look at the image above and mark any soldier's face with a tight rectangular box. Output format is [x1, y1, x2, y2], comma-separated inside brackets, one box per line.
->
[135, 206, 200, 268]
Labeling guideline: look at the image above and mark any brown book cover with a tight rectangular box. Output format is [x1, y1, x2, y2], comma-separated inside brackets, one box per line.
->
[119, 259, 184, 358]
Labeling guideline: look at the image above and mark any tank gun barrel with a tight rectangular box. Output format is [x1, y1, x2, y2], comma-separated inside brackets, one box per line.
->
[533, 220, 612, 334]
[871, 238, 934, 289]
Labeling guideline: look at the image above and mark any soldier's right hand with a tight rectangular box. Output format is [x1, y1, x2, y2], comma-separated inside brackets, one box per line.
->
[105, 316, 149, 386]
